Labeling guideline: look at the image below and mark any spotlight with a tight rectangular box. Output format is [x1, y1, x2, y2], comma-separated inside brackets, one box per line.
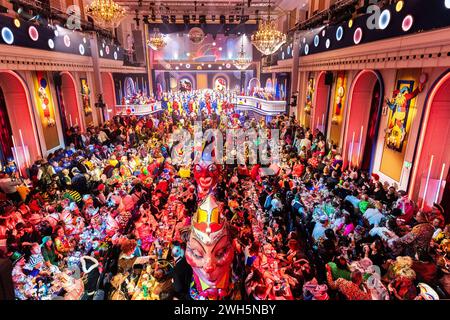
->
[183, 15, 190, 24]
[199, 15, 206, 24]
[229, 15, 234, 23]
[192, 15, 196, 21]
[220, 15, 226, 24]
[143, 15, 149, 24]
[170, 15, 176, 23]
[241, 15, 249, 23]
[151, 14, 156, 21]
[211, 15, 216, 21]
[162, 15, 169, 23]
[133, 10, 140, 27]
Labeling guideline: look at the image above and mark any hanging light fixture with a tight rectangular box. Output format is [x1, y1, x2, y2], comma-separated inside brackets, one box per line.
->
[233, 36, 252, 70]
[85, 0, 126, 28]
[251, 0, 286, 55]
[147, 28, 167, 50]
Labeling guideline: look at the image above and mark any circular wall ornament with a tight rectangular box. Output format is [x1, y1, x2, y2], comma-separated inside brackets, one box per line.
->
[314, 35, 320, 47]
[64, 34, 71, 47]
[1, 27, 14, 45]
[28, 26, 39, 41]
[353, 28, 363, 44]
[336, 26, 344, 41]
[378, 9, 391, 30]
[188, 27, 205, 44]
[79, 44, 85, 55]
[402, 15, 414, 32]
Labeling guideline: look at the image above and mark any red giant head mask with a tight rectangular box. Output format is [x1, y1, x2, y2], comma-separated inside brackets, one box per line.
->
[185, 195, 234, 300]
[193, 161, 221, 199]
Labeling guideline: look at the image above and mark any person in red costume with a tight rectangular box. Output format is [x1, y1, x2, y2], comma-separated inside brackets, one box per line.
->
[193, 161, 221, 200]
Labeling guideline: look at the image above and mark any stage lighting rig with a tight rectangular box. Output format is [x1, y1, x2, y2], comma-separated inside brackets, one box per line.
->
[229, 15, 234, 23]
[170, 15, 176, 23]
[212, 15, 216, 21]
[241, 15, 249, 23]
[143, 15, 149, 24]
[162, 15, 169, 24]
[220, 15, 226, 24]
[183, 15, 190, 24]
[199, 15, 206, 24]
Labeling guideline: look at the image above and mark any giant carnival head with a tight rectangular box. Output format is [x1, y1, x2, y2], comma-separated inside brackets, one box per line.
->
[193, 145, 222, 199]
[184, 194, 234, 300]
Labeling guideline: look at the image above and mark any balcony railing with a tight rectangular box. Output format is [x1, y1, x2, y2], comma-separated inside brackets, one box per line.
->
[115, 102, 162, 116]
[114, 96, 286, 116]
[235, 96, 287, 115]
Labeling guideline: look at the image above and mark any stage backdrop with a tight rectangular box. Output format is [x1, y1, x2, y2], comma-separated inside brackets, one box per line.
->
[113, 74, 149, 104]
[379, 68, 422, 182]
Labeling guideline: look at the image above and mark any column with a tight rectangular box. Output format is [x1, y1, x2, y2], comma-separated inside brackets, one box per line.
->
[144, 24, 154, 96]
[89, 33, 105, 124]
[289, 31, 301, 116]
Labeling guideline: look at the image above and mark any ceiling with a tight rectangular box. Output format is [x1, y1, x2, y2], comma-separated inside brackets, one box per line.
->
[116, 0, 309, 21]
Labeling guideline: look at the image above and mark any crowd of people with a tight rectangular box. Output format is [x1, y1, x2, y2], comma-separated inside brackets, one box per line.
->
[0, 88, 449, 300]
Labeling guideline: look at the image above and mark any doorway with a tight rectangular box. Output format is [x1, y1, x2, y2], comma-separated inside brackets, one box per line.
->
[0, 86, 13, 165]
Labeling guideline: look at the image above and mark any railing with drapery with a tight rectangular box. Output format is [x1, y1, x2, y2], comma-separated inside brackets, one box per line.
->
[235, 96, 287, 115]
[114, 102, 162, 116]
[115, 97, 286, 116]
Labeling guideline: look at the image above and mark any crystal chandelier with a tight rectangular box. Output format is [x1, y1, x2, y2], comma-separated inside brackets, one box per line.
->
[147, 29, 167, 51]
[233, 37, 252, 70]
[85, 0, 126, 28]
[251, 1, 286, 55]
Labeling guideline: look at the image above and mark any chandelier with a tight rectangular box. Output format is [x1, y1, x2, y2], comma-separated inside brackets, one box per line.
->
[85, 0, 126, 28]
[251, 1, 286, 55]
[147, 29, 167, 51]
[234, 37, 252, 70]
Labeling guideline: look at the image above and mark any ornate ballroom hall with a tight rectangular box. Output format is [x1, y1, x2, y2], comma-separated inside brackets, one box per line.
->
[0, 0, 449, 302]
